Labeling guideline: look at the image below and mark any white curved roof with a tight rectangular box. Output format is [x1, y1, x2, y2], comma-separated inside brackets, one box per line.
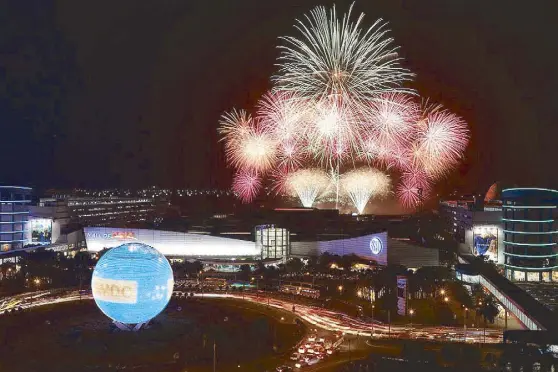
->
[84, 227, 259, 257]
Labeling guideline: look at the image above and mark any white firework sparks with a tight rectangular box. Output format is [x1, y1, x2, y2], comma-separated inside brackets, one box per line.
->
[341, 167, 391, 214]
[412, 108, 469, 179]
[285, 168, 330, 208]
[218, 110, 277, 173]
[274, 3, 413, 104]
[367, 92, 419, 147]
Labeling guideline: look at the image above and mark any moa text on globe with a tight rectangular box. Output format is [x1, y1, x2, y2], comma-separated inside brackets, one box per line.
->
[370, 237, 383, 255]
[92, 243, 174, 324]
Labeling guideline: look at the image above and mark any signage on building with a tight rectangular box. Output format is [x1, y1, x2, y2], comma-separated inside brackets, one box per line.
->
[92, 277, 138, 304]
[86, 231, 136, 240]
[396, 275, 407, 316]
[369, 237, 383, 255]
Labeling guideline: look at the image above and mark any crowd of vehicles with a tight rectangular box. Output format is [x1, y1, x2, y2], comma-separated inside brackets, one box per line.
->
[276, 332, 342, 370]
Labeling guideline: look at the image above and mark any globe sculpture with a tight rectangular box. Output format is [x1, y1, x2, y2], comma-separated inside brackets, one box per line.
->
[91, 242, 174, 328]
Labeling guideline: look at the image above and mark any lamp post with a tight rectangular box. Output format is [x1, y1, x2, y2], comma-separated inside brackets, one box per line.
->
[463, 307, 468, 342]
[409, 309, 415, 329]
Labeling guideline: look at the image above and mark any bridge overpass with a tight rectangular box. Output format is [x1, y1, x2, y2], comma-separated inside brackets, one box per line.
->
[457, 255, 557, 332]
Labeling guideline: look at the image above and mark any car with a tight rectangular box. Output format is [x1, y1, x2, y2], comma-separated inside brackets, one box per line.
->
[276, 366, 293, 372]
[295, 360, 307, 369]
[290, 353, 299, 361]
[318, 337, 325, 343]
[308, 334, 316, 342]
[298, 347, 305, 354]
[306, 357, 320, 366]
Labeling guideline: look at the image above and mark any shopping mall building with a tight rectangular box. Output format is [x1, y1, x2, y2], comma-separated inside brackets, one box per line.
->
[82, 226, 439, 269]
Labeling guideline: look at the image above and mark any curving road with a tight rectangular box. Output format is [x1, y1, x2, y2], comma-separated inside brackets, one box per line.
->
[0, 290, 503, 343]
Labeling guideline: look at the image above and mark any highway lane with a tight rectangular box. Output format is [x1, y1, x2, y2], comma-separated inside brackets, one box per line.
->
[0, 290, 503, 344]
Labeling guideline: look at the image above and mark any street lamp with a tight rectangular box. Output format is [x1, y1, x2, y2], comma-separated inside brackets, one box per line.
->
[444, 296, 449, 303]
[338, 285, 343, 295]
[357, 290, 362, 297]
[409, 309, 415, 328]
[440, 289, 446, 296]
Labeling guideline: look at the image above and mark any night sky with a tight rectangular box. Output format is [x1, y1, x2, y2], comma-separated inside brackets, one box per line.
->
[2, 1, 558, 193]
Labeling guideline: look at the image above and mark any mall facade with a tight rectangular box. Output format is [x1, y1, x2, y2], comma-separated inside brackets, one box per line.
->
[83, 226, 439, 269]
[502, 188, 558, 282]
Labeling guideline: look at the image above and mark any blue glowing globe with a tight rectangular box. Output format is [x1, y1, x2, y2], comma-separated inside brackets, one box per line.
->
[91, 243, 174, 324]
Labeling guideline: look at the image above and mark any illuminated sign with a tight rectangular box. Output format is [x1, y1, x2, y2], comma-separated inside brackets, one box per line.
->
[92, 243, 173, 324]
[397, 276, 407, 316]
[473, 225, 498, 262]
[86, 231, 136, 240]
[30, 218, 52, 245]
[92, 277, 138, 304]
[369, 237, 383, 255]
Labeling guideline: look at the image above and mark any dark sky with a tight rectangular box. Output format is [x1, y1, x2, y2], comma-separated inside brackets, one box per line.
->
[2, 0, 558, 193]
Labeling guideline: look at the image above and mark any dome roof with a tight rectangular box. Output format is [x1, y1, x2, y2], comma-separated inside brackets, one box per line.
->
[484, 182, 500, 202]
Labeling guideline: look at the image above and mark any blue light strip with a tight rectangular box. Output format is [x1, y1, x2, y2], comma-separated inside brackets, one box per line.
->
[503, 241, 556, 246]
[502, 218, 554, 223]
[504, 264, 558, 271]
[0, 239, 27, 243]
[504, 252, 558, 258]
[503, 230, 558, 234]
[0, 186, 32, 190]
[0, 212, 29, 215]
[503, 188, 558, 193]
[0, 221, 27, 224]
[503, 205, 556, 209]
[0, 200, 31, 203]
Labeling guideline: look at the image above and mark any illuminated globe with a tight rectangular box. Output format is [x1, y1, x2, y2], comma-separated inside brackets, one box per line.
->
[91, 243, 174, 324]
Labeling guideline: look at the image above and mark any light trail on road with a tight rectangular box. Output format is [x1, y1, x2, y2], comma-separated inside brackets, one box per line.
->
[0, 290, 502, 343]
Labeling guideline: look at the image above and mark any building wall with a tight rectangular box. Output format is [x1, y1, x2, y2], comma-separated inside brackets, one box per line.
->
[0, 186, 31, 253]
[502, 188, 558, 282]
[84, 227, 259, 257]
[65, 197, 155, 226]
[387, 239, 439, 268]
[290, 232, 388, 265]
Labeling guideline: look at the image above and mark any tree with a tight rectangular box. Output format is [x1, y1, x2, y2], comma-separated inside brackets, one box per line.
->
[285, 258, 304, 274]
[238, 265, 251, 281]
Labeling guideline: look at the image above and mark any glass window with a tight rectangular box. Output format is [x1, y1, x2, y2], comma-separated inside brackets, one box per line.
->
[527, 272, 540, 282]
[513, 270, 526, 281]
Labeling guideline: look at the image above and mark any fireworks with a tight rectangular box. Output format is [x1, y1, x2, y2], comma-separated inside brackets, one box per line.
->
[341, 168, 391, 214]
[367, 93, 418, 149]
[218, 110, 277, 173]
[396, 169, 431, 209]
[257, 91, 309, 171]
[305, 98, 362, 167]
[284, 168, 330, 208]
[217, 4, 469, 210]
[412, 108, 469, 179]
[274, 4, 412, 103]
[232, 170, 262, 203]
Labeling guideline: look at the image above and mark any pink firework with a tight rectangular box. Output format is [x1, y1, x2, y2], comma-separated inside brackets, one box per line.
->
[412, 108, 469, 179]
[396, 171, 432, 209]
[257, 90, 309, 142]
[232, 170, 262, 203]
[306, 97, 363, 168]
[218, 110, 277, 173]
[367, 93, 419, 148]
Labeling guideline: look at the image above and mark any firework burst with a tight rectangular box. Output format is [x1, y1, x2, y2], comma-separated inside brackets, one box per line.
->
[396, 169, 432, 209]
[341, 168, 391, 214]
[285, 168, 330, 208]
[232, 170, 262, 203]
[218, 110, 277, 173]
[412, 108, 469, 179]
[274, 4, 412, 104]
